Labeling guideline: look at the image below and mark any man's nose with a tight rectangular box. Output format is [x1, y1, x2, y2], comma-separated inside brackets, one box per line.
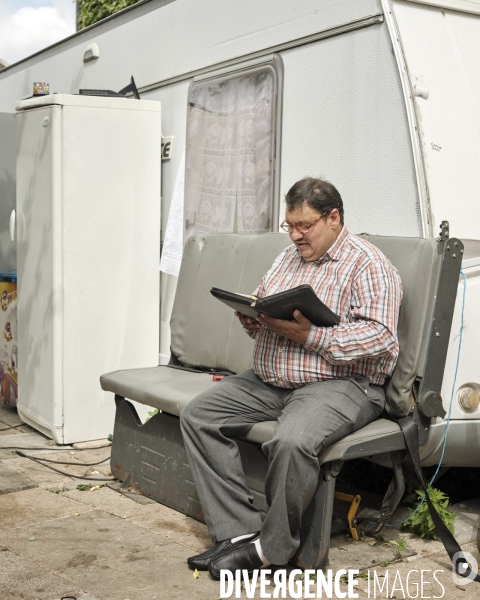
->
[290, 228, 305, 241]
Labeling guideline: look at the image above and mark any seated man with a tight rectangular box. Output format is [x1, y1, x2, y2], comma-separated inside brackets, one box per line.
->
[180, 177, 403, 578]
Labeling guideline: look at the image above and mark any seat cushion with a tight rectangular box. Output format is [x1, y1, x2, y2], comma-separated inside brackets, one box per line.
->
[101, 365, 405, 465]
[100, 366, 217, 416]
[243, 418, 405, 465]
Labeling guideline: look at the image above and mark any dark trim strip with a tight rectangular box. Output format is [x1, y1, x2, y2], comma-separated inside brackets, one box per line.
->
[138, 14, 383, 94]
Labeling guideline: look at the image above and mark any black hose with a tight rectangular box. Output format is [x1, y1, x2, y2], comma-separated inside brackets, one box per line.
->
[15, 451, 116, 481]
[1, 444, 111, 451]
[23, 454, 110, 466]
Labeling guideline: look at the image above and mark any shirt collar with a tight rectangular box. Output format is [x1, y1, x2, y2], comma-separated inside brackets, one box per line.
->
[325, 225, 349, 261]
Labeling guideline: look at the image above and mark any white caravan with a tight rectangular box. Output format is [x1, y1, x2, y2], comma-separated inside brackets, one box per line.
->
[0, 0, 479, 457]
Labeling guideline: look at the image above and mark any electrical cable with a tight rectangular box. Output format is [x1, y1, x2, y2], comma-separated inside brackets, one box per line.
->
[0, 444, 111, 451]
[14, 450, 116, 481]
[387, 268, 467, 527]
[21, 454, 110, 466]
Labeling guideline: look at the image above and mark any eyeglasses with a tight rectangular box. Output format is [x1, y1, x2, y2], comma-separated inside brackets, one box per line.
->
[280, 211, 330, 234]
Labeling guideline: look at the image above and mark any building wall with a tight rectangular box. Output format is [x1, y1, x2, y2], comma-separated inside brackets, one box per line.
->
[393, 0, 480, 241]
[279, 22, 421, 237]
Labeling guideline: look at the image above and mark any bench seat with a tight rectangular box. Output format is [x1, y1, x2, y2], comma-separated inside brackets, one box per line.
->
[101, 365, 406, 461]
[101, 231, 462, 568]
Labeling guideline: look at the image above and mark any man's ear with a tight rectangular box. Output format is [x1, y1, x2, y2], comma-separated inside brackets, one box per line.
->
[329, 208, 341, 227]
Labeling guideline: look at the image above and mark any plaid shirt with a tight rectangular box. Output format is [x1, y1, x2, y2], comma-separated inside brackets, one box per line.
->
[250, 227, 403, 387]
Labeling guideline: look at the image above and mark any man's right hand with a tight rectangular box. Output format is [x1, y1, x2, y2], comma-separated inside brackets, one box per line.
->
[234, 310, 263, 333]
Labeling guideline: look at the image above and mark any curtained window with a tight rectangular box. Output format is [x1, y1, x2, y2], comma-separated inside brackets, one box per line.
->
[185, 57, 282, 241]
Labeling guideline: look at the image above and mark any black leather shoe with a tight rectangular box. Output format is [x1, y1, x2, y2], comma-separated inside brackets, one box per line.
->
[187, 532, 259, 571]
[208, 541, 264, 580]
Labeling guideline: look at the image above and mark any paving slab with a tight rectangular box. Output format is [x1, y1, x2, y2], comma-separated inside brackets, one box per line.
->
[119, 490, 158, 505]
[59, 543, 478, 600]
[36, 450, 112, 478]
[72, 439, 111, 450]
[377, 505, 447, 560]
[451, 498, 480, 544]
[0, 546, 84, 599]
[0, 545, 47, 584]
[1, 455, 91, 487]
[0, 431, 60, 449]
[327, 533, 416, 572]
[0, 487, 92, 529]
[0, 461, 35, 495]
[70, 446, 113, 464]
[2, 571, 82, 600]
[0, 404, 23, 427]
[0, 448, 18, 460]
[0, 509, 168, 573]
[129, 503, 212, 554]
[59, 542, 220, 600]
[0, 545, 81, 600]
[0, 424, 32, 436]
[53, 594, 100, 600]
[352, 546, 480, 600]
[63, 486, 165, 519]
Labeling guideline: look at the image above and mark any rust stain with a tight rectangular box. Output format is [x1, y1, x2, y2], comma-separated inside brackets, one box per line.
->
[112, 463, 130, 481]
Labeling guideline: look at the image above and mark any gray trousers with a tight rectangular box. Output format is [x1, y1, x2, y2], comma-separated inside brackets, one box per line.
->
[179, 369, 385, 565]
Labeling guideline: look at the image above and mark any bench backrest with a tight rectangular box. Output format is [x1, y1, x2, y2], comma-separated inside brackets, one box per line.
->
[171, 234, 291, 375]
[359, 235, 437, 417]
[170, 232, 458, 418]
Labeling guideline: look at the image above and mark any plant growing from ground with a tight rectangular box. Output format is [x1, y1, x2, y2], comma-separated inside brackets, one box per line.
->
[339, 571, 371, 584]
[76, 483, 92, 491]
[403, 485, 455, 540]
[394, 537, 407, 557]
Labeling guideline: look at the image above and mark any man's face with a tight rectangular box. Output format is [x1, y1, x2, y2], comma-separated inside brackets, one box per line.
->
[284, 203, 342, 262]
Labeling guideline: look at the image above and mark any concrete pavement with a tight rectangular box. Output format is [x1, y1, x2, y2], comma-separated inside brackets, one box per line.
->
[0, 402, 479, 600]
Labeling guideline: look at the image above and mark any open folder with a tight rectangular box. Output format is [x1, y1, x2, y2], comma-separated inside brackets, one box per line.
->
[210, 284, 340, 327]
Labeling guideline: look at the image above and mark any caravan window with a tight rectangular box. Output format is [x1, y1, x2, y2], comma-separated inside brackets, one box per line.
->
[185, 56, 282, 239]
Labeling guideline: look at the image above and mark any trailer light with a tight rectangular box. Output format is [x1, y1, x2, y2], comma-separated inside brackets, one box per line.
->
[458, 386, 480, 411]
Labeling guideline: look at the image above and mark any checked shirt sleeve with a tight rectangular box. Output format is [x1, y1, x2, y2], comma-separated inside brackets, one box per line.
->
[304, 260, 402, 365]
[242, 248, 290, 340]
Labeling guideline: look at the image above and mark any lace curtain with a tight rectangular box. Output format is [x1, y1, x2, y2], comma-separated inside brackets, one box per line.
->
[185, 70, 275, 240]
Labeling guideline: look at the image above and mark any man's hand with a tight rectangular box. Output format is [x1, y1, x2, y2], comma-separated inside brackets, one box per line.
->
[257, 310, 312, 344]
[234, 310, 263, 334]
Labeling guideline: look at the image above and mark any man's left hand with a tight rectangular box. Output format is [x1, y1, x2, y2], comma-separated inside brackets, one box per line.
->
[257, 310, 312, 345]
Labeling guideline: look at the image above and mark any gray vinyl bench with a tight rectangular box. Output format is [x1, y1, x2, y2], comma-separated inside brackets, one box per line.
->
[101, 225, 462, 569]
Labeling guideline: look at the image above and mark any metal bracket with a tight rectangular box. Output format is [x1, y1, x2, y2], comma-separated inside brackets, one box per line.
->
[416, 222, 463, 421]
[439, 220, 449, 241]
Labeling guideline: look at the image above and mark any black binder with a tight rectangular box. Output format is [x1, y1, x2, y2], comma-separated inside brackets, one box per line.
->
[211, 284, 340, 327]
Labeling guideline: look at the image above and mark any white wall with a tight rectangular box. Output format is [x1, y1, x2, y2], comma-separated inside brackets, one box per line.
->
[393, 1, 480, 241]
[280, 22, 421, 237]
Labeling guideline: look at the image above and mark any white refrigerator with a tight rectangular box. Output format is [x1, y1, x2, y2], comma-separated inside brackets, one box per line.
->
[15, 94, 161, 444]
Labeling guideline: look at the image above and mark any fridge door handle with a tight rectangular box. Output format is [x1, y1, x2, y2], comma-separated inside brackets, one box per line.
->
[9, 209, 15, 242]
